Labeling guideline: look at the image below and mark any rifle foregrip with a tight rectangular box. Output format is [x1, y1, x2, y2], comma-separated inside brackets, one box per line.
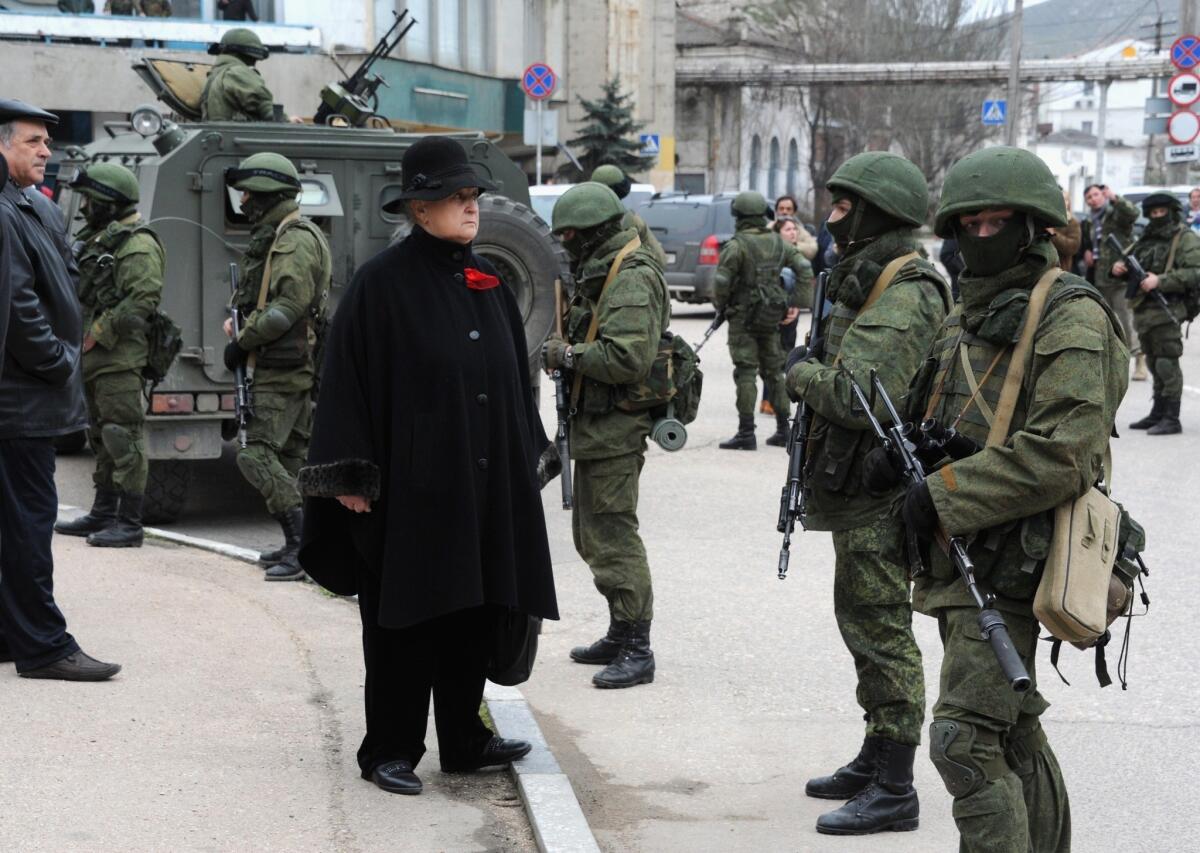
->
[978, 609, 1032, 692]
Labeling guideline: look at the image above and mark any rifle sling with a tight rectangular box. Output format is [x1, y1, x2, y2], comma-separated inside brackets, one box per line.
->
[246, 209, 302, 373]
[832, 252, 918, 367]
[569, 236, 642, 410]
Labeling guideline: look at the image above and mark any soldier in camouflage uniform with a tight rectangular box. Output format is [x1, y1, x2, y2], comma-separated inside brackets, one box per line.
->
[1082, 183, 1143, 377]
[542, 182, 668, 689]
[225, 153, 331, 581]
[103, 0, 136, 13]
[590, 164, 668, 268]
[201, 28, 275, 122]
[55, 164, 165, 549]
[715, 191, 812, 450]
[140, 0, 171, 15]
[898, 147, 1128, 852]
[1113, 192, 1199, 435]
[783, 152, 951, 836]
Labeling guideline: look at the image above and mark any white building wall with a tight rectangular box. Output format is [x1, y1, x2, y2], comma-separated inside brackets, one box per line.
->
[1036, 39, 1156, 145]
[1034, 143, 1146, 210]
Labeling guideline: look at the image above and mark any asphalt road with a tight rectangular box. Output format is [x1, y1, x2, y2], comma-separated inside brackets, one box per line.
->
[53, 302, 1200, 851]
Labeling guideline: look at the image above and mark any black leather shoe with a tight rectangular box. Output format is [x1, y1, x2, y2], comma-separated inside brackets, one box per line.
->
[442, 736, 532, 772]
[806, 736, 881, 800]
[816, 740, 919, 835]
[87, 492, 144, 548]
[264, 554, 306, 582]
[259, 507, 303, 565]
[570, 620, 623, 664]
[370, 760, 422, 795]
[764, 413, 790, 447]
[592, 621, 655, 688]
[19, 650, 121, 682]
[56, 486, 120, 537]
[719, 416, 757, 451]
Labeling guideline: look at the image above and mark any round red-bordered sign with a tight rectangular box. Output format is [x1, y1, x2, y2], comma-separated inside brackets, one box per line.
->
[521, 62, 557, 101]
[1168, 110, 1200, 144]
[1172, 35, 1200, 70]
[1169, 72, 1200, 108]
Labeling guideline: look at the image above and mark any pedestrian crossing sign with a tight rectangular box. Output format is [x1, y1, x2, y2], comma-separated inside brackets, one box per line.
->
[982, 100, 1007, 126]
[640, 133, 660, 155]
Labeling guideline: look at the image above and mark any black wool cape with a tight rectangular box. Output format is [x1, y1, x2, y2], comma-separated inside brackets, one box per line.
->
[298, 226, 558, 629]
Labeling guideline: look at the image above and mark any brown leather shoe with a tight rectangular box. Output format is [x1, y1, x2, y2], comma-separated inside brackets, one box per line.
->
[20, 650, 121, 682]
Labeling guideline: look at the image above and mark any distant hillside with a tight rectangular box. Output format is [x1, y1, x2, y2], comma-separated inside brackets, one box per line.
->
[1021, 0, 1164, 58]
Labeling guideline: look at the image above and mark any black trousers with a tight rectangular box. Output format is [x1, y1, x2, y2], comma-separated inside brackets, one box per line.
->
[356, 570, 495, 775]
[0, 438, 79, 671]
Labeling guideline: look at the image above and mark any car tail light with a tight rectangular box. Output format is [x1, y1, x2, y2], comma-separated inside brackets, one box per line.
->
[699, 234, 720, 265]
[151, 393, 195, 414]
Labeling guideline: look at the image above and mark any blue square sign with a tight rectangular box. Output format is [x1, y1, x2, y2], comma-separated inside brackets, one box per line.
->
[640, 133, 660, 155]
[982, 100, 1007, 126]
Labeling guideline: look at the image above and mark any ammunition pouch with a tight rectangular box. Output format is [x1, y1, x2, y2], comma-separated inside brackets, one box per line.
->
[805, 419, 872, 496]
[254, 317, 314, 369]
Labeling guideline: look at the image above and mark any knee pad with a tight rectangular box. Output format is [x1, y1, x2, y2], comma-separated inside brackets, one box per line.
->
[929, 719, 991, 798]
[235, 446, 270, 484]
[99, 422, 134, 459]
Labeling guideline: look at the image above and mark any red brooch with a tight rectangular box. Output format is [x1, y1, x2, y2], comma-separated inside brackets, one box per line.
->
[464, 267, 500, 290]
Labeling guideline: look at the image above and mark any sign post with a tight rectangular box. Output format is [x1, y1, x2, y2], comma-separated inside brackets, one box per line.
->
[521, 62, 558, 185]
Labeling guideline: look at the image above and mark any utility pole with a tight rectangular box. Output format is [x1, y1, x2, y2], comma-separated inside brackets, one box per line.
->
[1170, 0, 1200, 183]
[1006, 0, 1024, 146]
[1096, 80, 1110, 185]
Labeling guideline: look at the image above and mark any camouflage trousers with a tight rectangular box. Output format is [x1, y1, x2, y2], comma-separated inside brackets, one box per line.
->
[85, 371, 148, 494]
[1098, 282, 1138, 354]
[1135, 319, 1184, 401]
[727, 319, 791, 419]
[236, 389, 311, 516]
[571, 452, 653, 623]
[929, 607, 1070, 853]
[830, 513, 924, 745]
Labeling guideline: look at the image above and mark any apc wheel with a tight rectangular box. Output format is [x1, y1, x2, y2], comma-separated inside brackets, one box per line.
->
[144, 460, 192, 525]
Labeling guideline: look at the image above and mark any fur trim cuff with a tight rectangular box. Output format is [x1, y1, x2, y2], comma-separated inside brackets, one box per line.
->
[299, 459, 381, 501]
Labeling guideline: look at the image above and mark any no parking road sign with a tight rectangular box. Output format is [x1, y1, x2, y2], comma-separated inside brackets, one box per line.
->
[522, 62, 557, 101]
[1172, 36, 1200, 71]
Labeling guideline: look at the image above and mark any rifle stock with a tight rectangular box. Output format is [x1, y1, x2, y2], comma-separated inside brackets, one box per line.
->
[227, 263, 253, 449]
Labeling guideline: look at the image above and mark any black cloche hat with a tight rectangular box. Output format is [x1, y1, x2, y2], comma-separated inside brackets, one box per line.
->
[383, 135, 497, 211]
[0, 99, 59, 126]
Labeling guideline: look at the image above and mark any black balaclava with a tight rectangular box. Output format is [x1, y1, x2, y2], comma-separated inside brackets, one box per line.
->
[825, 191, 903, 252]
[243, 190, 293, 224]
[956, 212, 1037, 278]
[82, 196, 122, 230]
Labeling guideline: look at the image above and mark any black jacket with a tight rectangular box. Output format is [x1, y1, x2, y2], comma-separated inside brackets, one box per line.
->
[0, 181, 88, 439]
[298, 226, 558, 629]
[218, 0, 258, 20]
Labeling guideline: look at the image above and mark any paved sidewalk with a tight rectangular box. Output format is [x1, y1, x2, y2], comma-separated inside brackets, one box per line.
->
[0, 536, 534, 853]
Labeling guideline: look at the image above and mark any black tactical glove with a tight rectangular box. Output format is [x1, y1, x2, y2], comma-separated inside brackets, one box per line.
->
[862, 447, 902, 496]
[541, 335, 573, 371]
[224, 339, 249, 371]
[902, 480, 939, 542]
[785, 344, 810, 375]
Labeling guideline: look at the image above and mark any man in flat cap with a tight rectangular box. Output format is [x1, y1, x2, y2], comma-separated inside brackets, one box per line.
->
[0, 99, 122, 681]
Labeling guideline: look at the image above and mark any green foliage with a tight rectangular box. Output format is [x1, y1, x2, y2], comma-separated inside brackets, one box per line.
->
[558, 77, 656, 180]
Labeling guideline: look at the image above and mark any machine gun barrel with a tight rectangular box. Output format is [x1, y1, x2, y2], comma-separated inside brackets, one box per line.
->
[314, 10, 417, 125]
[227, 263, 253, 449]
[847, 370, 1032, 693]
[693, 310, 725, 354]
[1106, 234, 1178, 324]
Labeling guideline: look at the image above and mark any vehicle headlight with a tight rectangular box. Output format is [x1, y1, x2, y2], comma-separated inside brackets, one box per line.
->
[131, 104, 164, 137]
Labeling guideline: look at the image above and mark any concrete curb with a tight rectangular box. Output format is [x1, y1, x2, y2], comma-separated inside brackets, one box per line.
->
[57, 505, 602, 853]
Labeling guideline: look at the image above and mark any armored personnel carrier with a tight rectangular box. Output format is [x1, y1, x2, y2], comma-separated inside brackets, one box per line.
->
[56, 58, 566, 523]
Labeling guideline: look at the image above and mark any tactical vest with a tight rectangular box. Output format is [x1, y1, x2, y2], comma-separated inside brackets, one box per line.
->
[77, 219, 163, 334]
[731, 231, 788, 333]
[1129, 224, 1193, 323]
[915, 275, 1120, 597]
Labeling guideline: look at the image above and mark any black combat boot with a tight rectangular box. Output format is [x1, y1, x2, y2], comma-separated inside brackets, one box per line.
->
[259, 506, 303, 565]
[765, 412, 790, 447]
[87, 493, 144, 548]
[55, 486, 120, 537]
[1147, 398, 1182, 435]
[719, 416, 757, 450]
[569, 619, 623, 664]
[806, 735, 882, 799]
[1129, 396, 1163, 429]
[592, 621, 655, 688]
[815, 739, 919, 835]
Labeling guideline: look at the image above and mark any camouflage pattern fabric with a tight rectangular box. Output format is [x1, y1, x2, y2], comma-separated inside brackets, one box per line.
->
[1138, 322, 1184, 400]
[200, 54, 274, 122]
[830, 513, 924, 745]
[105, 0, 135, 13]
[727, 318, 789, 418]
[1096, 281, 1136, 355]
[571, 452, 652, 623]
[1086, 196, 1138, 291]
[236, 389, 311, 515]
[140, 0, 171, 14]
[623, 210, 667, 269]
[85, 371, 148, 494]
[931, 608, 1070, 853]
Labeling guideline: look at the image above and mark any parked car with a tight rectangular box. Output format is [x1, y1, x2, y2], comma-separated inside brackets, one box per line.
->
[529, 182, 656, 226]
[635, 192, 738, 304]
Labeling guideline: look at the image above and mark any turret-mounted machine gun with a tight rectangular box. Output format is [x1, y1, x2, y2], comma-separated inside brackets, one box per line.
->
[315, 10, 418, 128]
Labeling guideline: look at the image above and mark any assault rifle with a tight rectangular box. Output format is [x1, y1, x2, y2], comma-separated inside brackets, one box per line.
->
[693, 310, 726, 354]
[846, 370, 1032, 693]
[227, 263, 253, 449]
[775, 270, 828, 580]
[1106, 234, 1178, 324]
[314, 10, 418, 127]
[552, 278, 573, 510]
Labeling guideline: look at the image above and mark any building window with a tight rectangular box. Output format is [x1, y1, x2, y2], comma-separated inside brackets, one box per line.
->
[1082, 120, 1094, 134]
[464, 0, 488, 72]
[750, 135, 762, 191]
[786, 139, 799, 196]
[404, 0, 432, 62]
[437, 0, 462, 67]
[768, 137, 781, 199]
[1083, 80, 1095, 95]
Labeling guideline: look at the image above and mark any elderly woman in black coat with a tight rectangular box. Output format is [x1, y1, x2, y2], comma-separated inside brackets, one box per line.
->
[298, 137, 558, 796]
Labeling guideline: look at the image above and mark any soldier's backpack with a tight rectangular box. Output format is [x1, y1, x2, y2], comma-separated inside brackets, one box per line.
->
[737, 234, 789, 334]
[616, 331, 704, 423]
[143, 309, 184, 385]
[1163, 229, 1200, 329]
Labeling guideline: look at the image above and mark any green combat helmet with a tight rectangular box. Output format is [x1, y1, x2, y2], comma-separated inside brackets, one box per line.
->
[226, 152, 301, 194]
[827, 152, 927, 227]
[591, 164, 625, 186]
[551, 182, 626, 233]
[1140, 191, 1182, 215]
[731, 190, 771, 218]
[934, 146, 1067, 237]
[208, 27, 270, 62]
[70, 162, 139, 206]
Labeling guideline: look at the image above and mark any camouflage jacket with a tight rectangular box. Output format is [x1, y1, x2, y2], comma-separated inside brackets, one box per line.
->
[713, 220, 812, 318]
[140, 0, 171, 14]
[234, 200, 331, 393]
[200, 55, 274, 122]
[76, 214, 165, 382]
[911, 246, 1129, 617]
[1128, 219, 1200, 333]
[623, 210, 667, 269]
[1083, 196, 1138, 289]
[565, 226, 670, 460]
[786, 230, 951, 531]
